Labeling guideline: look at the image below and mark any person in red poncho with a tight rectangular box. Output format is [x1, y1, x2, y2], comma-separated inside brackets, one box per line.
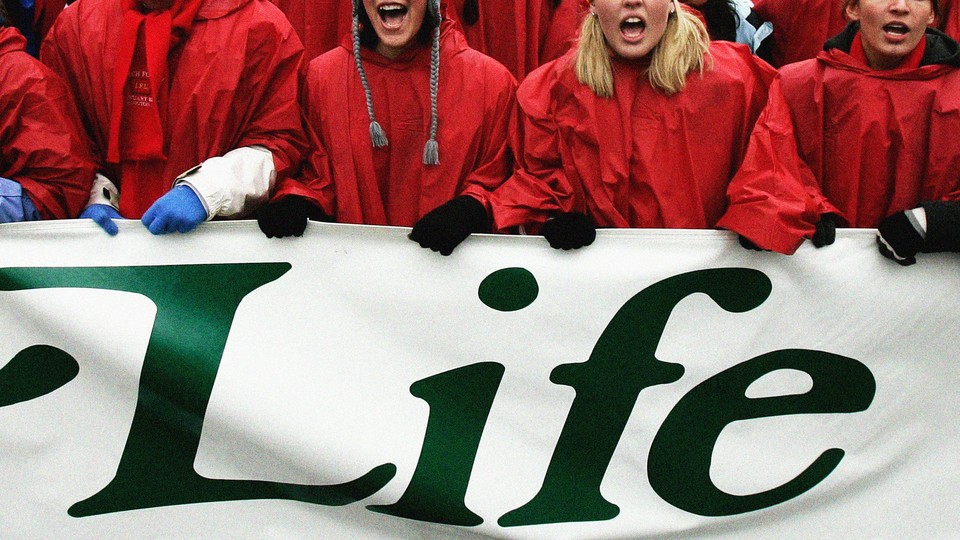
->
[719, 0, 960, 256]
[446, 0, 584, 80]
[0, 4, 94, 223]
[752, 0, 849, 67]
[487, 0, 775, 250]
[41, 0, 306, 235]
[257, 0, 518, 256]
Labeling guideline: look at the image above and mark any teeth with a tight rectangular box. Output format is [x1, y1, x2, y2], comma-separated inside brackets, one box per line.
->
[625, 17, 641, 23]
[380, 4, 404, 10]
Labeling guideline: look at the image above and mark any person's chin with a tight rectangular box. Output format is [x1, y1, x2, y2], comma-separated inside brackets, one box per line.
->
[612, 42, 653, 61]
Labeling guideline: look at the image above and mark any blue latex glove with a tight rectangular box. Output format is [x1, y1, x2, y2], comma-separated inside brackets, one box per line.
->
[0, 177, 41, 223]
[80, 204, 122, 235]
[141, 185, 208, 235]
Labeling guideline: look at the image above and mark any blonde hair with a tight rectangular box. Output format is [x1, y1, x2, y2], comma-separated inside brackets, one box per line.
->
[575, 0, 712, 98]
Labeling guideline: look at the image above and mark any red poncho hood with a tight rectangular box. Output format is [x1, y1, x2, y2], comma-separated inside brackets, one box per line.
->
[0, 25, 26, 53]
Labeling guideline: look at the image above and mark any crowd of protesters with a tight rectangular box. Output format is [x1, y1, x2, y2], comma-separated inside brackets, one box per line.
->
[2, 0, 959, 265]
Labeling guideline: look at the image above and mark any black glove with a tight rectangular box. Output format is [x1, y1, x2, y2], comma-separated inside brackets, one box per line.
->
[920, 201, 960, 253]
[877, 202, 960, 265]
[811, 213, 837, 248]
[409, 196, 489, 256]
[256, 196, 330, 238]
[540, 212, 596, 250]
[737, 234, 767, 251]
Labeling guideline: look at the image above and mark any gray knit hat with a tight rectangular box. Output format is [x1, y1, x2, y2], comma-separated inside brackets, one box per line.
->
[352, 0, 442, 165]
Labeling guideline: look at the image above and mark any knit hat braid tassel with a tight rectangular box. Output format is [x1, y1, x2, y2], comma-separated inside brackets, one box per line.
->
[352, 0, 441, 163]
[422, 21, 441, 165]
[353, 12, 388, 148]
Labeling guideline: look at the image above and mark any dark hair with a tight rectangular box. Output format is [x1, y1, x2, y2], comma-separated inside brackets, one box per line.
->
[693, 0, 738, 43]
[358, 4, 441, 50]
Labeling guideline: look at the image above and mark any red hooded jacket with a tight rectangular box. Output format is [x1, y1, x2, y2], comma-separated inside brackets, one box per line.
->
[41, 0, 307, 218]
[719, 27, 960, 254]
[490, 42, 776, 232]
[0, 26, 94, 219]
[272, 16, 517, 226]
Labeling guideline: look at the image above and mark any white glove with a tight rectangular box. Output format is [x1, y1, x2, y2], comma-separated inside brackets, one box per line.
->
[86, 173, 120, 211]
[174, 146, 277, 219]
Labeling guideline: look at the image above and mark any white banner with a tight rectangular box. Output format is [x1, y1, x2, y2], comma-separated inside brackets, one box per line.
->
[0, 220, 958, 539]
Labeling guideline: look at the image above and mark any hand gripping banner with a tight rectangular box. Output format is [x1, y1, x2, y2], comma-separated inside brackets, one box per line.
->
[0, 220, 957, 538]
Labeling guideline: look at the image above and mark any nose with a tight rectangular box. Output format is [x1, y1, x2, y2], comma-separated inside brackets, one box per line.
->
[888, 0, 910, 12]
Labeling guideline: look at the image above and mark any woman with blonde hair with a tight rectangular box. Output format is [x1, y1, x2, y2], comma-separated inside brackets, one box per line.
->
[489, 0, 776, 249]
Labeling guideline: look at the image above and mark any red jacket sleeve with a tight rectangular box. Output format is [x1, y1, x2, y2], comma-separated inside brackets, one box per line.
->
[718, 75, 839, 254]
[269, 61, 336, 216]
[1, 49, 95, 219]
[490, 63, 577, 232]
[234, 5, 308, 184]
[455, 61, 519, 214]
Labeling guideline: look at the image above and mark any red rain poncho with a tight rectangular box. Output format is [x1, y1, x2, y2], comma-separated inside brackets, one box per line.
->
[272, 17, 517, 226]
[41, 0, 306, 218]
[0, 26, 94, 218]
[490, 42, 775, 232]
[719, 27, 960, 254]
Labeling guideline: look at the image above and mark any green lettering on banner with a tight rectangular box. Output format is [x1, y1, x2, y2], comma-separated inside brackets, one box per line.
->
[369, 362, 505, 525]
[0, 265, 396, 517]
[370, 266, 533, 525]
[477, 268, 539, 312]
[648, 349, 875, 516]
[0, 345, 79, 406]
[499, 268, 773, 526]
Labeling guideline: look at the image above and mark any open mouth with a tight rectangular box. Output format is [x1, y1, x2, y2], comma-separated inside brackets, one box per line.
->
[620, 16, 646, 41]
[882, 22, 910, 36]
[378, 3, 409, 29]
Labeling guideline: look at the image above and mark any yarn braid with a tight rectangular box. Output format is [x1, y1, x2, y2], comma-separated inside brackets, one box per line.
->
[353, 12, 389, 148]
[422, 21, 441, 165]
